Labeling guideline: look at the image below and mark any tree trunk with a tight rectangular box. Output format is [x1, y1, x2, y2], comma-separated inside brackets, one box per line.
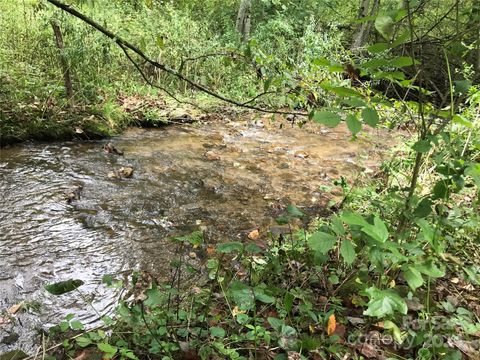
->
[51, 20, 74, 101]
[351, 0, 380, 49]
[236, 0, 252, 43]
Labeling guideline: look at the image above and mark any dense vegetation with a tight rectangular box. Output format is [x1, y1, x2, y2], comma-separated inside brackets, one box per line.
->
[1, 0, 480, 359]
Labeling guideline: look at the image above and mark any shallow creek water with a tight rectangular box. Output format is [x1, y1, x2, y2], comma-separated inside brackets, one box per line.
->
[0, 117, 392, 354]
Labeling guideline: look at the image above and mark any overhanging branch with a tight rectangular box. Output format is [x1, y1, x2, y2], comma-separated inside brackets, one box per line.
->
[45, 0, 305, 116]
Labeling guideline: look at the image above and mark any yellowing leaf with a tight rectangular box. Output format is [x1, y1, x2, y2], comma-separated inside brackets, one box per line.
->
[248, 229, 259, 240]
[327, 314, 336, 336]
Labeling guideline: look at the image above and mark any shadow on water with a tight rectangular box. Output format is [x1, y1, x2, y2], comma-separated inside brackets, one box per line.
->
[0, 116, 393, 353]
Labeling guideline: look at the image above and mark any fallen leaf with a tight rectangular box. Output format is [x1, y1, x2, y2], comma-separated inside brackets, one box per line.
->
[327, 314, 336, 336]
[7, 303, 22, 315]
[206, 246, 216, 256]
[248, 229, 259, 240]
[357, 343, 379, 358]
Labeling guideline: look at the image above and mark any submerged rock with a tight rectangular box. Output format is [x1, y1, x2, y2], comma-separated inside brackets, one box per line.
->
[103, 142, 124, 155]
[108, 166, 134, 179]
[64, 184, 83, 203]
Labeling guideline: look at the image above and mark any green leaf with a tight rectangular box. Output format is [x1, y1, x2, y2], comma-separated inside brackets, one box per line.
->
[210, 326, 226, 338]
[403, 267, 424, 290]
[229, 281, 255, 310]
[367, 42, 389, 53]
[286, 204, 305, 218]
[97, 343, 117, 357]
[76, 336, 92, 348]
[253, 286, 275, 304]
[361, 216, 389, 243]
[44, 279, 84, 295]
[340, 211, 368, 227]
[433, 180, 449, 199]
[389, 56, 415, 67]
[383, 320, 404, 344]
[284, 292, 294, 313]
[268, 317, 284, 332]
[413, 197, 433, 218]
[331, 216, 346, 235]
[340, 240, 356, 265]
[329, 87, 362, 97]
[308, 232, 337, 255]
[364, 287, 408, 318]
[412, 140, 431, 153]
[453, 80, 471, 95]
[346, 114, 362, 136]
[452, 114, 473, 128]
[466, 163, 480, 186]
[342, 97, 366, 108]
[144, 285, 162, 307]
[70, 320, 84, 331]
[216, 242, 244, 253]
[375, 14, 395, 39]
[361, 58, 389, 69]
[361, 107, 379, 127]
[313, 111, 342, 128]
[417, 260, 445, 278]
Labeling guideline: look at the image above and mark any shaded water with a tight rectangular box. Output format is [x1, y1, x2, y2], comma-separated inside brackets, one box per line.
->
[0, 117, 390, 353]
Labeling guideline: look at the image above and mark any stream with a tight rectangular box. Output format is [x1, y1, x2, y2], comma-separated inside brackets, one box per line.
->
[0, 116, 391, 354]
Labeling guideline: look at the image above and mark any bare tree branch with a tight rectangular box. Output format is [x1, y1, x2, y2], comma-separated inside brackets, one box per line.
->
[45, 0, 305, 116]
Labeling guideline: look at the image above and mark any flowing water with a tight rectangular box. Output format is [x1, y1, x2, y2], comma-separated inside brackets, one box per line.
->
[0, 116, 392, 354]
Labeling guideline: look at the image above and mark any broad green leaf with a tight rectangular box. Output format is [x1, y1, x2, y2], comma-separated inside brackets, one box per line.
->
[342, 97, 366, 107]
[361, 216, 389, 243]
[210, 326, 226, 338]
[389, 56, 415, 67]
[391, 31, 411, 48]
[97, 343, 117, 357]
[216, 242, 244, 253]
[367, 42, 389, 53]
[413, 198, 432, 218]
[313, 111, 342, 128]
[361, 58, 389, 69]
[374, 71, 406, 81]
[70, 320, 84, 330]
[144, 285, 162, 307]
[253, 285, 275, 304]
[364, 287, 408, 318]
[346, 114, 362, 136]
[417, 260, 445, 278]
[412, 140, 431, 153]
[433, 180, 448, 199]
[466, 163, 480, 186]
[452, 114, 473, 128]
[362, 107, 379, 127]
[383, 320, 404, 344]
[229, 281, 254, 310]
[76, 336, 92, 348]
[312, 57, 330, 66]
[44, 279, 84, 295]
[329, 87, 362, 97]
[340, 211, 368, 227]
[403, 267, 424, 290]
[308, 231, 337, 255]
[331, 216, 346, 235]
[284, 292, 294, 313]
[453, 80, 471, 95]
[286, 204, 305, 218]
[340, 239, 356, 265]
[268, 317, 284, 332]
[375, 14, 395, 39]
